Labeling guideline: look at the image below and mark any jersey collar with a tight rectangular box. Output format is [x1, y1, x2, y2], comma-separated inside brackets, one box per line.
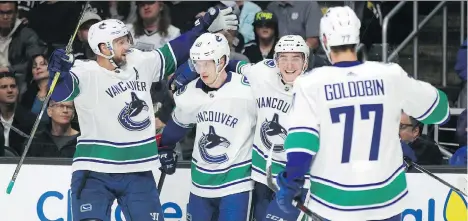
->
[196, 71, 233, 92]
[333, 61, 362, 68]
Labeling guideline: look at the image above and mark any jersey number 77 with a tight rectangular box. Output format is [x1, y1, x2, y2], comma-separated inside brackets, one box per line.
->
[329, 103, 383, 163]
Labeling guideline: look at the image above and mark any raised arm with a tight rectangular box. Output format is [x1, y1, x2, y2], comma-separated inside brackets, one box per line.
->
[399, 66, 450, 125]
[47, 49, 84, 102]
[152, 7, 238, 81]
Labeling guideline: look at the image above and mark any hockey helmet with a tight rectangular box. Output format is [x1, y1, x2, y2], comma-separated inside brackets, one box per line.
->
[189, 33, 230, 73]
[87, 19, 133, 60]
[320, 6, 361, 62]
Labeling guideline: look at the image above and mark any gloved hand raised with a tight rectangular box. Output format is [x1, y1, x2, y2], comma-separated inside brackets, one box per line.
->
[156, 134, 178, 175]
[48, 48, 74, 78]
[195, 7, 238, 33]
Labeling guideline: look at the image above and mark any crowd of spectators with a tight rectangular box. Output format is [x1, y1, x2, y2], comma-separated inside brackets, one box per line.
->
[0, 1, 465, 167]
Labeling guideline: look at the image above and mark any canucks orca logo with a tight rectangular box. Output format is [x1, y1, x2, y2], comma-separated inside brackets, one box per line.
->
[260, 113, 287, 152]
[118, 92, 151, 131]
[198, 126, 231, 164]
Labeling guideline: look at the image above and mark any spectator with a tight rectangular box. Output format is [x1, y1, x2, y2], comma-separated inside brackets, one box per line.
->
[399, 112, 443, 165]
[27, 100, 79, 158]
[266, 1, 321, 50]
[128, 1, 180, 51]
[107, 1, 137, 24]
[455, 39, 467, 108]
[221, 1, 261, 44]
[166, 1, 218, 33]
[219, 30, 250, 62]
[0, 1, 46, 92]
[0, 71, 36, 155]
[243, 10, 278, 63]
[72, 11, 102, 60]
[450, 108, 467, 166]
[26, 1, 83, 49]
[20, 54, 50, 123]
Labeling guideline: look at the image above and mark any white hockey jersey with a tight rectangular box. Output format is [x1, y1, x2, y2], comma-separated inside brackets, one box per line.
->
[236, 59, 310, 187]
[172, 72, 256, 198]
[54, 45, 177, 173]
[285, 61, 449, 221]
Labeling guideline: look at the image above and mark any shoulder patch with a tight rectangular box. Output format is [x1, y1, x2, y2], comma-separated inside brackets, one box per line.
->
[263, 59, 276, 68]
[175, 85, 187, 96]
[241, 75, 250, 86]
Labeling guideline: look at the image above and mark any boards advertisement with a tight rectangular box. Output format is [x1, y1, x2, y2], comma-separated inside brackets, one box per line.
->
[0, 164, 466, 221]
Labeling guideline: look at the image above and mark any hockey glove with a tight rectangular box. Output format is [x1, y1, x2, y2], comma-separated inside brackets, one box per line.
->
[48, 48, 74, 78]
[275, 171, 304, 214]
[194, 7, 238, 33]
[156, 134, 178, 175]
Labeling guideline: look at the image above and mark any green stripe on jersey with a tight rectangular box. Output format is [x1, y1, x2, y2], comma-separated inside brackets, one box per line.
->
[252, 148, 285, 175]
[420, 89, 449, 124]
[310, 169, 407, 207]
[74, 141, 158, 161]
[191, 160, 251, 186]
[284, 132, 320, 153]
[157, 44, 177, 77]
[63, 74, 80, 102]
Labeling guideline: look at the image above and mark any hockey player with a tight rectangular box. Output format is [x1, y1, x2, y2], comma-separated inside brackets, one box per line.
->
[46, 7, 238, 221]
[231, 35, 311, 221]
[158, 32, 257, 221]
[273, 6, 450, 221]
[168, 35, 313, 221]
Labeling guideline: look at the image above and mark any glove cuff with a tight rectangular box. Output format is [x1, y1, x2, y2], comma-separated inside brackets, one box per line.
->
[278, 171, 304, 190]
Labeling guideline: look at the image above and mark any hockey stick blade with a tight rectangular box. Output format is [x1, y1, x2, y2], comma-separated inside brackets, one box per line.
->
[406, 159, 468, 197]
[266, 166, 324, 221]
[6, 1, 91, 195]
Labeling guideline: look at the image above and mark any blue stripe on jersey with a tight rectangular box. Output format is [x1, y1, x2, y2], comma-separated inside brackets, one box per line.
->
[77, 136, 155, 147]
[192, 177, 251, 190]
[415, 90, 439, 120]
[289, 126, 319, 135]
[74, 155, 159, 165]
[193, 159, 251, 173]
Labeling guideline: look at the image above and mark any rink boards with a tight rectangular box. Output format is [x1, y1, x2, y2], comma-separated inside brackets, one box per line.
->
[0, 159, 466, 221]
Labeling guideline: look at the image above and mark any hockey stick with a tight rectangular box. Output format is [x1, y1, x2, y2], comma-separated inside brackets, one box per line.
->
[6, 1, 91, 195]
[157, 172, 166, 194]
[404, 157, 468, 197]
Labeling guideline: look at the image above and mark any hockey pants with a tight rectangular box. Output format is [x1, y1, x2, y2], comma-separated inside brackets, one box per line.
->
[70, 170, 164, 221]
[186, 191, 252, 221]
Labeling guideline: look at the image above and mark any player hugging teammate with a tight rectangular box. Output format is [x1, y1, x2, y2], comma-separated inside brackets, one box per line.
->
[47, 6, 238, 221]
[169, 35, 312, 221]
[170, 5, 451, 221]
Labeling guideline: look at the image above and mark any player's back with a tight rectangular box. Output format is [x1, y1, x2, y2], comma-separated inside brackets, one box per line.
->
[309, 61, 406, 183]
[297, 61, 449, 220]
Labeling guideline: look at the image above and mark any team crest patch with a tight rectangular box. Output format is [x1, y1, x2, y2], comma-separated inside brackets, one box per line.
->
[260, 113, 287, 152]
[175, 85, 187, 96]
[241, 75, 250, 86]
[118, 92, 151, 131]
[198, 126, 231, 164]
[264, 59, 276, 68]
